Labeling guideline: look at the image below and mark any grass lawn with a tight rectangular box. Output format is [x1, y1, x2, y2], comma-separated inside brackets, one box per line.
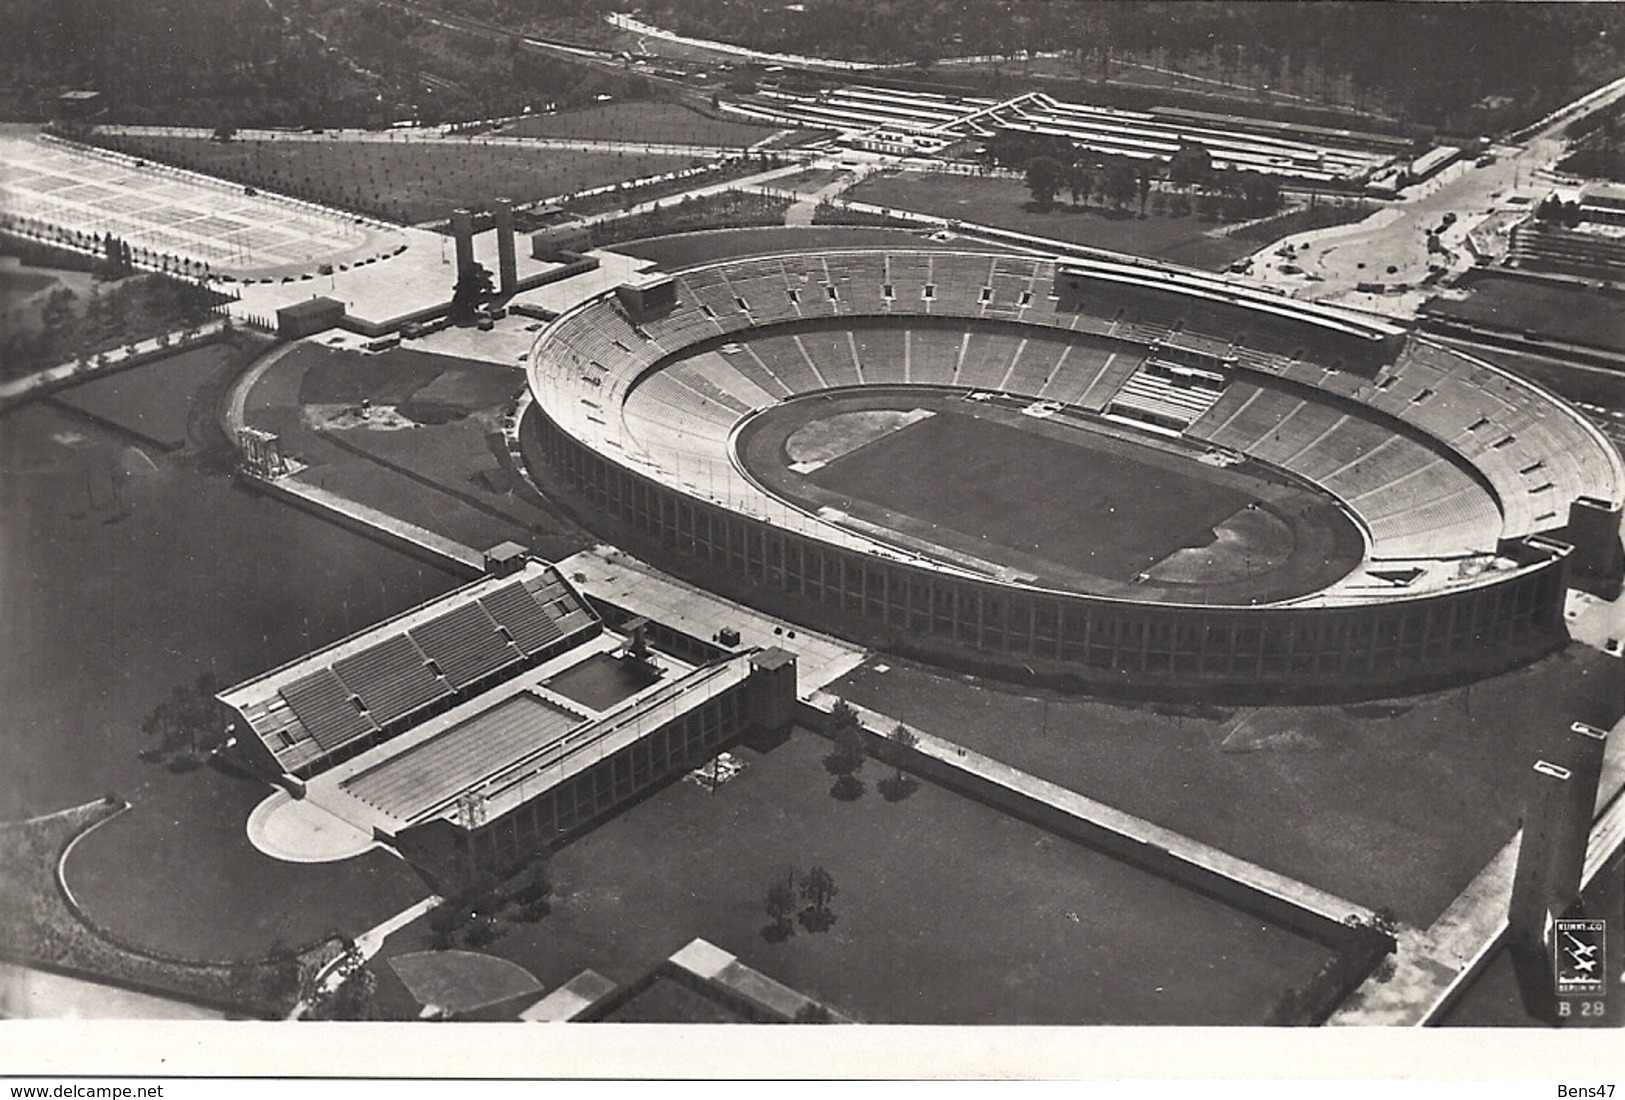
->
[273, 341, 585, 551]
[806, 409, 1253, 580]
[0, 801, 340, 1016]
[502, 101, 781, 148]
[376, 728, 1335, 1025]
[55, 342, 242, 450]
[0, 401, 463, 824]
[251, 342, 589, 560]
[1426, 276, 1625, 352]
[829, 643, 1620, 929]
[846, 171, 1261, 270]
[62, 761, 428, 962]
[92, 134, 701, 224]
[1441, 338, 1625, 410]
[0, 267, 59, 304]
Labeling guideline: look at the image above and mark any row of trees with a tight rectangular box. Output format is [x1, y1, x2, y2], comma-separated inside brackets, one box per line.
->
[0, 259, 222, 379]
[1005, 135, 1282, 220]
[311, 0, 648, 125]
[1558, 105, 1625, 185]
[822, 700, 919, 803]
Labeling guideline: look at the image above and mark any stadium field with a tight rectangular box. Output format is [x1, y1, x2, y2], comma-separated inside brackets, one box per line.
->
[810, 409, 1251, 579]
[738, 390, 1363, 602]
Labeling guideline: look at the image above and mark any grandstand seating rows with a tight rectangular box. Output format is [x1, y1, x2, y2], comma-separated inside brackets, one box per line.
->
[1185, 381, 1504, 556]
[267, 572, 593, 770]
[744, 86, 1394, 183]
[537, 250, 1622, 588]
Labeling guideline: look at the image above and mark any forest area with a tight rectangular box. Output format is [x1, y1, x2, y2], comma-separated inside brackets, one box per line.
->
[639, 0, 1625, 132]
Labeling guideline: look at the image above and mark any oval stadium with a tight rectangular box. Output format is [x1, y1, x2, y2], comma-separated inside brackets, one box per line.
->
[523, 247, 1625, 700]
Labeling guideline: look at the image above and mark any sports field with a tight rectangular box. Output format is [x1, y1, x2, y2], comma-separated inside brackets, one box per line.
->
[54, 342, 242, 450]
[809, 409, 1252, 580]
[738, 390, 1361, 601]
[830, 640, 1623, 928]
[844, 171, 1258, 270]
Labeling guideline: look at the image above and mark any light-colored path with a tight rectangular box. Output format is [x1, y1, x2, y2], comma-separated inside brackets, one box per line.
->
[0, 319, 227, 409]
[288, 892, 442, 1020]
[275, 477, 485, 572]
[1250, 73, 1625, 317]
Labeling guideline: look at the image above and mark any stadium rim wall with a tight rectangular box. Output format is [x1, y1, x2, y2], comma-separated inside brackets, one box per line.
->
[527, 404, 1573, 703]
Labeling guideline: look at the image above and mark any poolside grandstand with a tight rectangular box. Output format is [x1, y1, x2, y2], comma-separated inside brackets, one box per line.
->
[220, 553, 801, 885]
[524, 247, 1624, 699]
[221, 559, 600, 779]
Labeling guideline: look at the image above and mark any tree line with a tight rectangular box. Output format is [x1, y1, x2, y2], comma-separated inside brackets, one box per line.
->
[639, 0, 1625, 131]
[987, 131, 1282, 220]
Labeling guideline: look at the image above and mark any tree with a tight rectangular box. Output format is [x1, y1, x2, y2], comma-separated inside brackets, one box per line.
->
[141, 670, 224, 764]
[449, 261, 494, 323]
[1025, 156, 1065, 210]
[887, 723, 919, 782]
[1102, 159, 1138, 210]
[763, 871, 798, 942]
[1066, 160, 1092, 207]
[798, 865, 838, 932]
[320, 964, 377, 1021]
[878, 723, 920, 802]
[1169, 143, 1213, 191]
[823, 707, 867, 800]
[213, 124, 237, 143]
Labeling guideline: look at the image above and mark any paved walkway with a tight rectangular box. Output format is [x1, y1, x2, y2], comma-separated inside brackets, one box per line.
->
[1329, 722, 1625, 1026]
[0, 319, 228, 410]
[811, 690, 1375, 942]
[274, 477, 485, 572]
[287, 893, 442, 1020]
[245, 788, 379, 864]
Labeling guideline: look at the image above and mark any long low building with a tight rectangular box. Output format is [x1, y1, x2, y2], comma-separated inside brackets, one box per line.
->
[731, 85, 1402, 185]
[522, 247, 1623, 701]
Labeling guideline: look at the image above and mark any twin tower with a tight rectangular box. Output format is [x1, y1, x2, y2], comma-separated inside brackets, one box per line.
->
[449, 199, 518, 296]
